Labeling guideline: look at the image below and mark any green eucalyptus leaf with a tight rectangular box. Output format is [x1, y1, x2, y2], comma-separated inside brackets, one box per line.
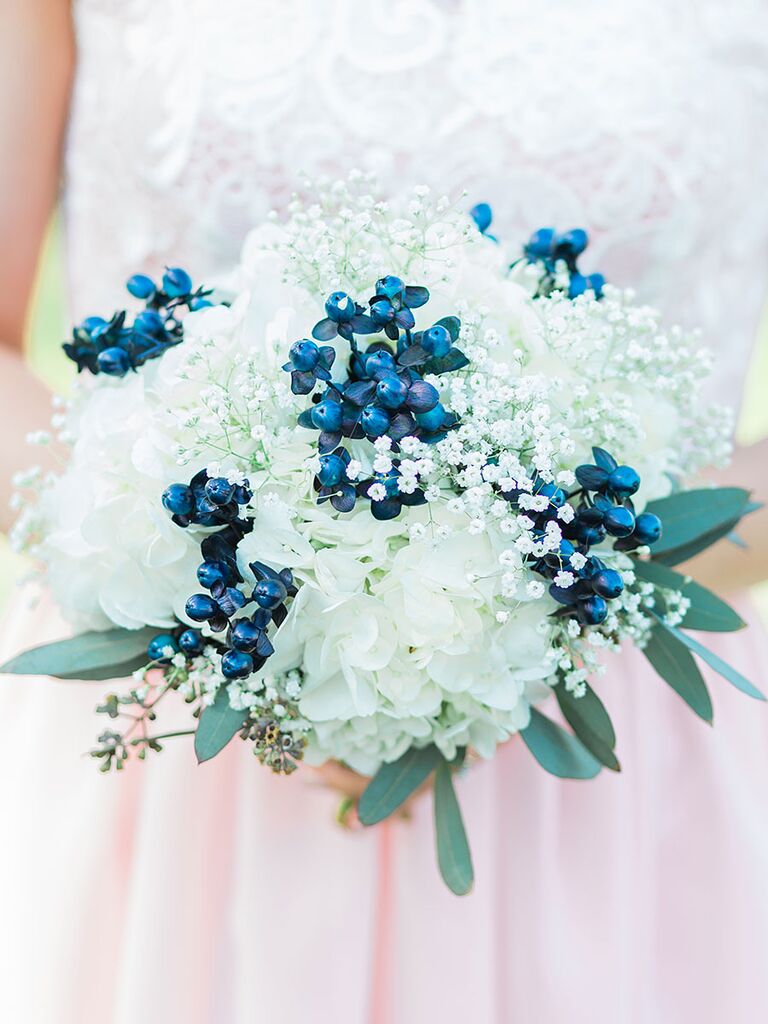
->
[642, 625, 713, 722]
[646, 487, 752, 557]
[56, 654, 152, 681]
[555, 683, 620, 771]
[433, 758, 474, 896]
[194, 687, 250, 764]
[0, 628, 158, 679]
[632, 559, 746, 632]
[520, 707, 602, 779]
[358, 744, 440, 826]
[654, 518, 742, 566]
[653, 616, 766, 702]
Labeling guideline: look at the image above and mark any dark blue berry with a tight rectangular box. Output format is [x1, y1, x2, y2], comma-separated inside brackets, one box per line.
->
[134, 309, 165, 336]
[81, 315, 107, 335]
[162, 483, 194, 516]
[376, 374, 408, 409]
[406, 380, 440, 413]
[310, 399, 343, 432]
[556, 228, 588, 257]
[325, 291, 356, 323]
[375, 275, 405, 301]
[229, 620, 262, 652]
[525, 227, 556, 258]
[415, 403, 446, 432]
[591, 569, 624, 599]
[197, 560, 229, 590]
[253, 578, 288, 610]
[470, 202, 493, 234]
[361, 405, 391, 438]
[97, 347, 132, 376]
[185, 594, 219, 622]
[633, 511, 662, 545]
[289, 339, 320, 372]
[364, 350, 397, 380]
[162, 267, 193, 297]
[317, 453, 347, 488]
[370, 299, 395, 327]
[603, 506, 636, 538]
[178, 629, 204, 655]
[205, 477, 235, 506]
[421, 325, 452, 358]
[220, 649, 254, 679]
[579, 595, 608, 625]
[126, 274, 156, 300]
[147, 633, 179, 662]
[608, 466, 640, 498]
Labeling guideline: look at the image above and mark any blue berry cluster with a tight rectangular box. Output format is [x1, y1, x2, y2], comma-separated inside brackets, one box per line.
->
[286, 276, 469, 521]
[152, 470, 296, 681]
[63, 267, 214, 377]
[469, 203, 605, 301]
[501, 447, 662, 626]
[523, 227, 605, 300]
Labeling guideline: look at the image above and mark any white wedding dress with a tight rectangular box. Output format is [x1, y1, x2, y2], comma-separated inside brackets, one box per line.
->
[1, 2, 768, 1022]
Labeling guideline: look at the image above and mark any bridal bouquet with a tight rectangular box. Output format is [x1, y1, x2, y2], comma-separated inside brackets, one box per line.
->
[5, 177, 762, 894]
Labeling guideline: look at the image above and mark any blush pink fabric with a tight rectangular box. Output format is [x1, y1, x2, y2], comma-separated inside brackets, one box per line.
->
[1, 591, 767, 1023]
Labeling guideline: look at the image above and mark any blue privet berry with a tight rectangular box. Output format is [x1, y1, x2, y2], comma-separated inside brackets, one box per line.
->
[220, 649, 254, 679]
[147, 633, 179, 662]
[186, 594, 219, 622]
[521, 226, 606, 302]
[311, 398, 343, 432]
[317, 453, 348, 488]
[632, 512, 662, 545]
[162, 483, 195, 516]
[289, 339, 320, 372]
[361, 405, 391, 437]
[608, 465, 641, 498]
[229, 620, 262, 652]
[325, 291, 356, 323]
[162, 266, 193, 297]
[205, 477, 235, 506]
[375, 275, 405, 301]
[591, 569, 624, 599]
[178, 629, 204, 655]
[603, 505, 636, 538]
[126, 274, 156, 300]
[469, 202, 493, 235]
[64, 264, 212, 376]
[97, 347, 132, 376]
[579, 595, 608, 625]
[134, 309, 165, 336]
[421, 324, 452, 357]
[415, 403, 447, 432]
[197, 560, 230, 589]
[375, 374, 409, 409]
[253, 579, 288, 610]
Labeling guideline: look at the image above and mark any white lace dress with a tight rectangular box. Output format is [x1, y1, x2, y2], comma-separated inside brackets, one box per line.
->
[1, 2, 768, 1022]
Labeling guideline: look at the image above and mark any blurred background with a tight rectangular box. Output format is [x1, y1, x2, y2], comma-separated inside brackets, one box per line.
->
[2, 216, 768, 618]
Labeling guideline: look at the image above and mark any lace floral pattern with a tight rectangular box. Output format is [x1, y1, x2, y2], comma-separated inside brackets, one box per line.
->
[66, 0, 768, 405]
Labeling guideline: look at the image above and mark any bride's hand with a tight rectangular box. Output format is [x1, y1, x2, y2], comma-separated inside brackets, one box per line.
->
[305, 761, 430, 826]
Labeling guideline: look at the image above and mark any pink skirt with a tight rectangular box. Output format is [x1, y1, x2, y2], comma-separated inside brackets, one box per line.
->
[1, 588, 767, 1024]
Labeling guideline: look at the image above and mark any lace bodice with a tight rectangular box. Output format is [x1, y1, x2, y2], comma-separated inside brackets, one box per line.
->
[65, 0, 768, 406]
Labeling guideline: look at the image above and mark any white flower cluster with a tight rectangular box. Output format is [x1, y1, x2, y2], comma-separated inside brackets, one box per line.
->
[14, 179, 731, 773]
